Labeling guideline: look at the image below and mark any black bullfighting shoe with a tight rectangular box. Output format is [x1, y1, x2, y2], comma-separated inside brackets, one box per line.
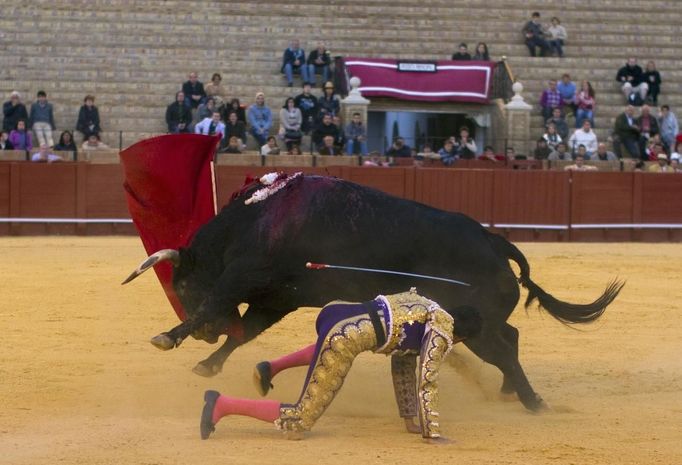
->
[253, 361, 274, 397]
[200, 390, 220, 440]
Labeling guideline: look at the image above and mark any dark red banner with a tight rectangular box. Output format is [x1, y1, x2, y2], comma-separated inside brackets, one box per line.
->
[120, 134, 220, 321]
[344, 57, 495, 103]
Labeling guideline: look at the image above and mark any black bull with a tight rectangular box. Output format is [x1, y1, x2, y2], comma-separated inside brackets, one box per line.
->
[124, 175, 623, 412]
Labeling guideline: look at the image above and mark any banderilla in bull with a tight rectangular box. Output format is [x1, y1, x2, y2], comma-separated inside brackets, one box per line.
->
[305, 262, 471, 287]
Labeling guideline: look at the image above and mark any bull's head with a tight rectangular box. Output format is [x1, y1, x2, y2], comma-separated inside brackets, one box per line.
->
[122, 248, 225, 346]
[121, 249, 180, 284]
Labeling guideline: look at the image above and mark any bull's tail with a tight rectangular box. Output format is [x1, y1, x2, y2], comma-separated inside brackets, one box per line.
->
[491, 234, 625, 325]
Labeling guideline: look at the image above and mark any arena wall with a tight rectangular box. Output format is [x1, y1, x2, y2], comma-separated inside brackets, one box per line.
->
[1, 162, 680, 241]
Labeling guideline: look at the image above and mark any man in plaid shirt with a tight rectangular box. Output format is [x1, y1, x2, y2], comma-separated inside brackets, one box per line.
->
[540, 80, 564, 121]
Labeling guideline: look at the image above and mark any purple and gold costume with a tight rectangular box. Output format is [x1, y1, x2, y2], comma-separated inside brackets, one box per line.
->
[275, 288, 456, 438]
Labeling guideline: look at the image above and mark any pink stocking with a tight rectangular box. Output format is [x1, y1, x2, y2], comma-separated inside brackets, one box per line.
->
[269, 343, 316, 378]
[212, 395, 281, 424]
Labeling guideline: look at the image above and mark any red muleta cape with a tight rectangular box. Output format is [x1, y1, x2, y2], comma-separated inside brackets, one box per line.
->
[120, 134, 220, 321]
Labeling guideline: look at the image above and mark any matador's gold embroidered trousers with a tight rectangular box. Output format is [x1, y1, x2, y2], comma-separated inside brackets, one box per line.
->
[275, 314, 378, 432]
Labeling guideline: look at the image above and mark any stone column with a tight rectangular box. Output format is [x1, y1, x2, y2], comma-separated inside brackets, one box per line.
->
[340, 76, 370, 126]
[504, 82, 532, 156]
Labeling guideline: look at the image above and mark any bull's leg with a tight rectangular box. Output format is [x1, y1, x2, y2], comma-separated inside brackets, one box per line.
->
[464, 328, 548, 412]
[499, 323, 520, 397]
[193, 303, 292, 377]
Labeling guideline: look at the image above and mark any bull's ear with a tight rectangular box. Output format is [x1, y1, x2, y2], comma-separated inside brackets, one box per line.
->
[122, 249, 180, 285]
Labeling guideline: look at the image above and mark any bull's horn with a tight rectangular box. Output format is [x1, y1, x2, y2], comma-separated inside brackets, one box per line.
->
[121, 249, 180, 285]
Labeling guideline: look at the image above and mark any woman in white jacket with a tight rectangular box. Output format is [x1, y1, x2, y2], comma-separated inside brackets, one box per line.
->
[279, 97, 303, 152]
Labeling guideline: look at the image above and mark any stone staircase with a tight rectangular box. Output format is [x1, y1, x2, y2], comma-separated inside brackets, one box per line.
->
[0, 0, 679, 150]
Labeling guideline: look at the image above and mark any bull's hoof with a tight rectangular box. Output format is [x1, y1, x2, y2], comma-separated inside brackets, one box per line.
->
[193, 361, 222, 377]
[528, 397, 552, 415]
[150, 333, 176, 351]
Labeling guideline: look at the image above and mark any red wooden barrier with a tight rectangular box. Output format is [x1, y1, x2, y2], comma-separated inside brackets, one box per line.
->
[492, 170, 570, 241]
[1, 162, 681, 241]
[570, 172, 634, 241]
[414, 168, 494, 224]
[0, 164, 10, 235]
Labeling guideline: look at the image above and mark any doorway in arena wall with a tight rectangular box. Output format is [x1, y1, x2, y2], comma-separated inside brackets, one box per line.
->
[365, 110, 488, 155]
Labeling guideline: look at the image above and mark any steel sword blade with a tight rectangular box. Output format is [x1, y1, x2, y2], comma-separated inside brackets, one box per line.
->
[305, 262, 471, 287]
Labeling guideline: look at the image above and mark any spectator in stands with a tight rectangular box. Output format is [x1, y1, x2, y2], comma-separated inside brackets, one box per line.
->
[458, 126, 476, 159]
[438, 139, 459, 165]
[575, 80, 596, 128]
[616, 58, 648, 104]
[76, 95, 101, 139]
[547, 17, 567, 57]
[506, 147, 526, 160]
[247, 92, 273, 146]
[540, 80, 563, 121]
[223, 112, 247, 148]
[29, 90, 55, 147]
[281, 39, 309, 87]
[643, 61, 662, 105]
[548, 142, 572, 161]
[593, 143, 617, 161]
[543, 123, 562, 151]
[0, 131, 14, 150]
[568, 120, 598, 157]
[658, 105, 679, 152]
[522, 12, 549, 57]
[261, 135, 280, 156]
[2, 91, 28, 133]
[294, 83, 319, 134]
[637, 105, 660, 158]
[451, 43, 471, 60]
[223, 98, 247, 124]
[332, 115, 346, 150]
[197, 97, 217, 123]
[31, 143, 63, 163]
[312, 113, 339, 151]
[318, 81, 340, 120]
[613, 105, 641, 158]
[195, 111, 226, 140]
[205, 73, 227, 102]
[478, 145, 505, 162]
[280, 97, 303, 152]
[670, 157, 681, 172]
[307, 43, 331, 87]
[472, 42, 490, 61]
[386, 137, 412, 158]
[182, 72, 206, 109]
[564, 154, 597, 171]
[546, 108, 569, 141]
[82, 134, 109, 151]
[345, 112, 368, 156]
[648, 153, 673, 172]
[166, 91, 192, 133]
[54, 130, 77, 158]
[533, 138, 551, 160]
[222, 136, 242, 154]
[646, 141, 666, 162]
[557, 74, 577, 116]
[288, 145, 302, 155]
[318, 135, 339, 156]
[9, 120, 32, 151]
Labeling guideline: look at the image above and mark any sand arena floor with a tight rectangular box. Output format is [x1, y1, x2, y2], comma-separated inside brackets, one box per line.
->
[1, 237, 681, 465]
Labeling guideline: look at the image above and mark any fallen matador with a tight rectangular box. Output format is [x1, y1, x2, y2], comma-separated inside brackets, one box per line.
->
[200, 289, 482, 442]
